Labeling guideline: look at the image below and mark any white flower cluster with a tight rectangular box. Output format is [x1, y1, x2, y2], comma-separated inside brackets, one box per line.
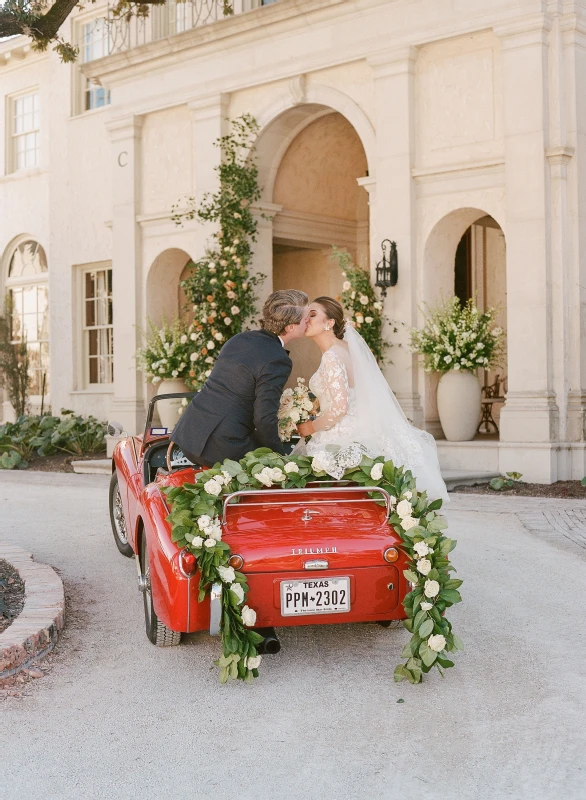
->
[277, 378, 315, 441]
[411, 297, 504, 374]
[203, 471, 232, 497]
[137, 317, 193, 384]
[256, 466, 286, 487]
[195, 513, 223, 543]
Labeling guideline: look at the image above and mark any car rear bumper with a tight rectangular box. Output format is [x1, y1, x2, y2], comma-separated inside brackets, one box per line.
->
[243, 565, 406, 628]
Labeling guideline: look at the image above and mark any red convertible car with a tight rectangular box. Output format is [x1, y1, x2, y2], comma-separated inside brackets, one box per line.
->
[109, 393, 409, 652]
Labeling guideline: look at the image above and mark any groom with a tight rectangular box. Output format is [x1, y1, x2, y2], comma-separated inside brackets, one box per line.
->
[170, 289, 309, 466]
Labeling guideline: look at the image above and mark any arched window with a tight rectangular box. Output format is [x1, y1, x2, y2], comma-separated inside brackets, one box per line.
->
[6, 240, 49, 396]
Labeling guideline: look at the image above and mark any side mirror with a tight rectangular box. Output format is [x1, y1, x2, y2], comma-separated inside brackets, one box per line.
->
[107, 421, 125, 437]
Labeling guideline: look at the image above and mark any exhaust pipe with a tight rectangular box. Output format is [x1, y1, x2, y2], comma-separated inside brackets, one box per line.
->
[255, 627, 281, 655]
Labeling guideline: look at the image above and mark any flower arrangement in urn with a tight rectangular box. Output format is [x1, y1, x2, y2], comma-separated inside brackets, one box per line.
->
[410, 297, 505, 441]
[277, 378, 316, 441]
[137, 317, 193, 384]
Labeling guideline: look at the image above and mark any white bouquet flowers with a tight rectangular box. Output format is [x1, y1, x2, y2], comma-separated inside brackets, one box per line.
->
[277, 378, 316, 441]
[411, 296, 505, 374]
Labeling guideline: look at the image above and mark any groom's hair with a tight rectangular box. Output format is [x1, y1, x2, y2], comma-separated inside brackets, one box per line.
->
[261, 290, 308, 335]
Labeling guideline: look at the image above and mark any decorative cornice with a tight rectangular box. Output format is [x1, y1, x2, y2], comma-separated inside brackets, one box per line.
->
[187, 93, 229, 120]
[367, 46, 419, 78]
[546, 145, 575, 164]
[104, 114, 145, 140]
[494, 13, 553, 49]
[412, 158, 505, 183]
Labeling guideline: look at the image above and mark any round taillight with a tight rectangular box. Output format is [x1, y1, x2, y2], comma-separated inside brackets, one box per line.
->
[229, 553, 244, 570]
[179, 549, 197, 577]
[383, 547, 399, 563]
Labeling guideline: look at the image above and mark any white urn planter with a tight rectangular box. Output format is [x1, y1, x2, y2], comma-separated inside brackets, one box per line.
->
[156, 378, 187, 430]
[436, 370, 482, 442]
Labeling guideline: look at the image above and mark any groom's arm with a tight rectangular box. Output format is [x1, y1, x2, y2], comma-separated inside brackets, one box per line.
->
[253, 354, 291, 455]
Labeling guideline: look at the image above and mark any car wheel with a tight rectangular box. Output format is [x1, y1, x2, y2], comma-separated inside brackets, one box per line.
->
[140, 530, 182, 647]
[109, 472, 134, 558]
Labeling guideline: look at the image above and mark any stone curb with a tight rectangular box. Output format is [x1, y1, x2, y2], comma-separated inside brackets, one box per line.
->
[0, 543, 65, 677]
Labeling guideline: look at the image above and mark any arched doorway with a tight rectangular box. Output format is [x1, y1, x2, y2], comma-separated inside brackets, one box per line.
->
[146, 248, 193, 326]
[2, 238, 49, 416]
[262, 109, 370, 381]
[423, 208, 507, 436]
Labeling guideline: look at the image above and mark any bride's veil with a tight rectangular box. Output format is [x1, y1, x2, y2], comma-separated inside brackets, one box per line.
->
[343, 323, 449, 502]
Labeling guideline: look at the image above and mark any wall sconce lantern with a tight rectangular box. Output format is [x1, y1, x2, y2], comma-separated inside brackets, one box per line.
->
[375, 239, 398, 296]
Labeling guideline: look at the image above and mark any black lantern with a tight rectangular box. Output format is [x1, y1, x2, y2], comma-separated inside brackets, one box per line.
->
[375, 239, 398, 296]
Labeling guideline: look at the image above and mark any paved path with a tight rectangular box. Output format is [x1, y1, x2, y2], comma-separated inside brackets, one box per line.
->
[1, 472, 585, 800]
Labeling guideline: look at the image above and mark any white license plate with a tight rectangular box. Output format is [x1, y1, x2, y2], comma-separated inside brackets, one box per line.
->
[280, 577, 350, 616]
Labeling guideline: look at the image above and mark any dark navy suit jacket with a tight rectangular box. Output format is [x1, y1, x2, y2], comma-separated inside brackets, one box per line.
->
[171, 329, 291, 465]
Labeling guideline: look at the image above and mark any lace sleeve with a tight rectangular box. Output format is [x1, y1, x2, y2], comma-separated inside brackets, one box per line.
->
[312, 350, 349, 432]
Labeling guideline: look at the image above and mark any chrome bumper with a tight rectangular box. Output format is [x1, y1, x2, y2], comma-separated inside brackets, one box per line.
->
[209, 582, 222, 636]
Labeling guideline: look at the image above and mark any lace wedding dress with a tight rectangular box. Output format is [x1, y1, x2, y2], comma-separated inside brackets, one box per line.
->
[294, 326, 449, 503]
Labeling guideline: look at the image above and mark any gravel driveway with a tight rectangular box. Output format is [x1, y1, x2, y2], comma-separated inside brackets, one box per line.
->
[1, 471, 585, 800]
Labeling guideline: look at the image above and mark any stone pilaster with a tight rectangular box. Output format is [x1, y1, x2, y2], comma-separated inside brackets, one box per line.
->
[367, 47, 423, 426]
[106, 114, 144, 435]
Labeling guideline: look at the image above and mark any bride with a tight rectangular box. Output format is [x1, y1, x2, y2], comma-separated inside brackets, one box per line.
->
[294, 296, 449, 503]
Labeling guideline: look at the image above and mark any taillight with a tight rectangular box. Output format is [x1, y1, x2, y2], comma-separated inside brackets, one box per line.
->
[229, 554, 244, 570]
[383, 547, 399, 563]
[179, 548, 197, 577]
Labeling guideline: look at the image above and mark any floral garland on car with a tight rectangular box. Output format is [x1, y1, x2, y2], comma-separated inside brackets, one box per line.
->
[172, 114, 264, 390]
[163, 448, 463, 684]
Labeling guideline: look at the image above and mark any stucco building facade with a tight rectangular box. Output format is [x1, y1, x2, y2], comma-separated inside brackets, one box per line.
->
[1, 0, 585, 482]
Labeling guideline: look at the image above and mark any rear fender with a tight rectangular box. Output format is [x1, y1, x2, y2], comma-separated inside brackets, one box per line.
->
[142, 486, 210, 633]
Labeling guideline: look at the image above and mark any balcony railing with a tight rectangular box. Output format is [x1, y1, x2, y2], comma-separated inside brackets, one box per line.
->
[106, 0, 279, 54]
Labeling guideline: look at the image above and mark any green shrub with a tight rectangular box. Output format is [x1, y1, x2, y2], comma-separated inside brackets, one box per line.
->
[0, 409, 106, 469]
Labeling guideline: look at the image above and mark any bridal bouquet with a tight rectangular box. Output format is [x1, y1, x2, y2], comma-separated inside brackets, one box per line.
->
[277, 378, 316, 441]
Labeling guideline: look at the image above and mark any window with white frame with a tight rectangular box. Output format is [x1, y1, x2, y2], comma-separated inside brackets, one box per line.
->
[6, 240, 49, 396]
[81, 266, 113, 385]
[80, 18, 111, 112]
[11, 92, 40, 171]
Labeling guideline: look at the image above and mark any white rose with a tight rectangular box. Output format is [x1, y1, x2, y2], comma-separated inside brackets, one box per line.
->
[197, 514, 212, 531]
[355, 313, 364, 323]
[401, 516, 418, 530]
[374, 302, 382, 311]
[284, 462, 299, 473]
[420, 601, 433, 611]
[205, 356, 214, 364]
[404, 491, 412, 500]
[207, 340, 215, 350]
[217, 565, 236, 583]
[224, 317, 232, 325]
[190, 352, 198, 361]
[424, 579, 440, 598]
[207, 521, 223, 541]
[396, 499, 413, 519]
[214, 332, 223, 341]
[365, 316, 373, 324]
[360, 295, 369, 305]
[428, 634, 447, 653]
[191, 536, 203, 548]
[227, 290, 236, 299]
[302, 398, 314, 412]
[241, 605, 257, 626]
[311, 455, 328, 473]
[231, 306, 240, 315]
[289, 408, 301, 423]
[222, 470, 232, 482]
[256, 468, 273, 487]
[204, 538, 216, 548]
[269, 468, 285, 482]
[210, 278, 217, 284]
[204, 478, 222, 496]
[230, 582, 245, 604]
[417, 558, 432, 576]
[351, 291, 356, 299]
[370, 463, 383, 481]
[413, 541, 431, 558]
[389, 495, 397, 506]
[343, 281, 351, 290]
[245, 655, 262, 670]
[205, 370, 212, 377]
[180, 335, 187, 344]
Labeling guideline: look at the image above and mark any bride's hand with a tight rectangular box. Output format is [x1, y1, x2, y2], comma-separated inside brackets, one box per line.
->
[297, 420, 315, 437]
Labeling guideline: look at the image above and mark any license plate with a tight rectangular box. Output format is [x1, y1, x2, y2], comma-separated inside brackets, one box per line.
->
[280, 577, 350, 616]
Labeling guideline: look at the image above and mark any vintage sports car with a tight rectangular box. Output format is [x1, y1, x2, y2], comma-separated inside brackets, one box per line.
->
[108, 392, 410, 654]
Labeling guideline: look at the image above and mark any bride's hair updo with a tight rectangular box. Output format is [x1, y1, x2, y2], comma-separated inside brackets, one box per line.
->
[313, 296, 346, 340]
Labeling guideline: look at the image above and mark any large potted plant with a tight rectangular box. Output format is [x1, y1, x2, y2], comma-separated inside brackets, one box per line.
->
[137, 317, 193, 429]
[411, 297, 504, 441]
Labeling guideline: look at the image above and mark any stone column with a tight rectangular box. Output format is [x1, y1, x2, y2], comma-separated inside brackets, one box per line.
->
[252, 201, 282, 310]
[495, 18, 560, 452]
[561, 19, 586, 465]
[106, 115, 144, 437]
[187, 94, 228, 261]
[367, 47, 423, 426]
